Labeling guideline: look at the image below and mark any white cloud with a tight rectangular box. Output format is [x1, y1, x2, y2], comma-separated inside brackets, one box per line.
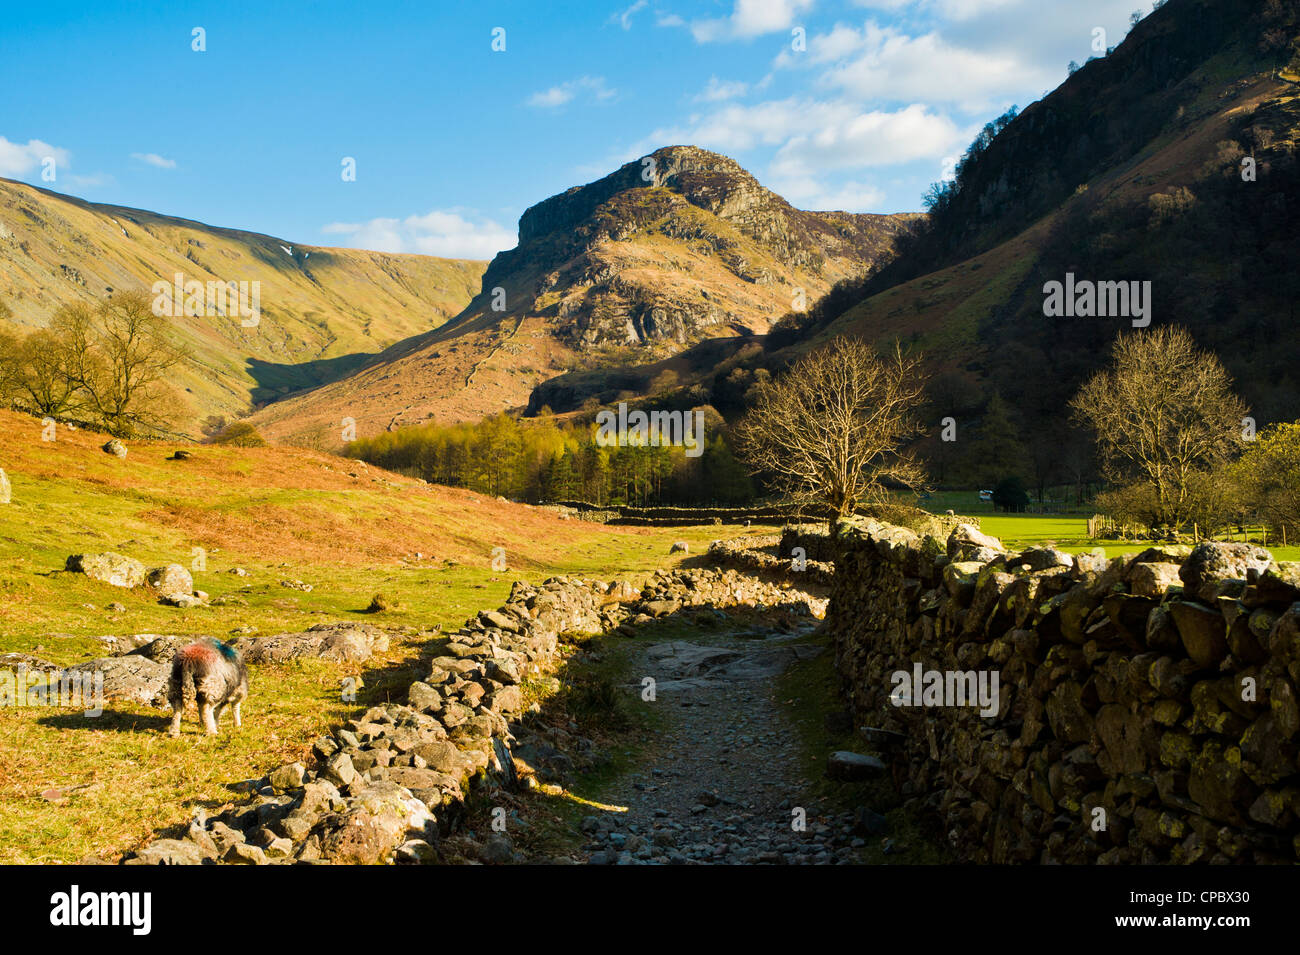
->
[0, 136, 70, 177]
[771, 175, 886, 211]
[691, 0, 816, 42]
[850, 0, 1020, 18]
[612, 0, 648, 30]
[67, 173, 115, 188]
[694, 76, 749, 103]
[656, 13, 685, 27]
[527, 75, 616, 108]
[772, 103, 965, 175]
[776, 22, 1042, 112]
[131, 152, 177, 169]
[639, 99, 963, 169]
[321, 209, 516, 260]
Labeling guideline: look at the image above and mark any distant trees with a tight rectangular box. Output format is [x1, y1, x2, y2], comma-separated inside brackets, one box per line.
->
[1, 291, 188, 437]
[1229, 423, 1300, 543]
[735, 337, 927, 519]
[347, 406, 754, 506]
[1071, 327, 1245, 529]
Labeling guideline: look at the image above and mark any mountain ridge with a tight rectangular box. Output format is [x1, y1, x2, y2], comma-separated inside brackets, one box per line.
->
[248, 145, 918, 445]
[0, 177, 486, 428]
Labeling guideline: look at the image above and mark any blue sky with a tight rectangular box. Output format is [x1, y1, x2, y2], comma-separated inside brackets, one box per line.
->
[0, 0, 1153, 260]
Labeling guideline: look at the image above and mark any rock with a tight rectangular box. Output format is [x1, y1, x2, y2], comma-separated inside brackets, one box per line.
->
[316, 781, 436, 864]
[853, 807, 889, 835]
[947, 524, 1003, 559]
[168, 450, 193, 461]
[1179, 542, 1273, 602]
[161, 592, 204, 608]
[1011, 547, 1072, 572]
[407, 682, 443, 713]
[670, 541, 689, 554]
[478, 834, 514, 864]
[1169, 601, 1229, 669]
[234, 623, 384, 664]
[223, 843, 268, 864]
[478, 610, 519, 632]
[264, 837, 295, 858]
[268, 763, 307, 792]
[1129, 562, 1184, 598]
[64, 655, 169, 706]
[147, 564, 194, 594]
[827, 751, 886, 781]
[643, 598, 681, 617]
[126, 839, 204, 865]
[102, 439, 127, 458]
[127, 635, 191, 662]
[395, 839, 438, 863]
[322, 752, 356, 787]
[488, 684, 524, 715]
[0, 468, 10, 504]
[65, 552, 147, 588]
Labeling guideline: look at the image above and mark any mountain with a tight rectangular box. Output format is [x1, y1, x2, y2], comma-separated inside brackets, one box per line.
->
[611, 0, 1300, 483]
[248, 146, 917, 444]
[0, 178, 486, 427]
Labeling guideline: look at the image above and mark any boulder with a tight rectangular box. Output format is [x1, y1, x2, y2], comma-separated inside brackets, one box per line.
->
[65, 655, 170, 706]
[234, 622, 385, 664]
[0, 467, 10, 504]
[670, 541, 689, 554]
[125, 839, 204, 865]
[147, 564, 194, 595]
[1011, 547, 1073, 572]
[315, 781, 437, 864]
[947, 524, 1004, 560]
[268, 763, 307, 792]
[1169, 601, 1229, 669]
[827, 751, 886, 781]
[65, 553, 147, 588]
[1179, 542, 1273, 602]
[1128, 561, 1183, 598]
[102, 439, 127, 458]
[127, 635, 191, 662]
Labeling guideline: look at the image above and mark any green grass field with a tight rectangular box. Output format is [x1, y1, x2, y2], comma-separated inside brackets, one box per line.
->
[0, 409, 787, 863]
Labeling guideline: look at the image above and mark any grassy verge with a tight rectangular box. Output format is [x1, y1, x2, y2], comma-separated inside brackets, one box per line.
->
[773, 629, 955, 864]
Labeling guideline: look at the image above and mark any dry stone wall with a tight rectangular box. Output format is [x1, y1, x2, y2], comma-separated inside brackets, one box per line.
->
[827, 518, 1300, 864]
[127, 567, 823, 865]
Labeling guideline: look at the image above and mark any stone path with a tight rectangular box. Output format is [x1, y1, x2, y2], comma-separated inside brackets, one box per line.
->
[579, 626, 877, 865]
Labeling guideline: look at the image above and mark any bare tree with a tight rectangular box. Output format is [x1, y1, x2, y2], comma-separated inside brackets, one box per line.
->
[736, 337, 927, 520]
[10, 302, 94, 417]
[1070, 326, 1245, 529]
[71, 291, 188, 437]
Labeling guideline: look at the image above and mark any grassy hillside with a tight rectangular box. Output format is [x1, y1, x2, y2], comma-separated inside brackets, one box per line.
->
[0, 179, 486, 431]
[0, 408, 766, 862]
